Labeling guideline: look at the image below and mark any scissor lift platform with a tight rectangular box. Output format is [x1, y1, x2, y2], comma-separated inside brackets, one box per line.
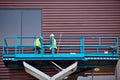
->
[2, 36, 119, 80]
[2, 36, 119, 61]
[2, 36, 119, 69]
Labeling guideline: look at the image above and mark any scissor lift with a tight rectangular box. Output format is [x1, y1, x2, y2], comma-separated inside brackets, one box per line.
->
[2, 36, 119, 80]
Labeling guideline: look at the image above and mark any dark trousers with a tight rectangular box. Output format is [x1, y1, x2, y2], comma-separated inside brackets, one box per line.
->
[36, 46, 40, 53]
[50, 48, 57, 53]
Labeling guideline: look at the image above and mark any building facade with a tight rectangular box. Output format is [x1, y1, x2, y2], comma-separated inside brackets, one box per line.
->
[0, 0, 120, 80]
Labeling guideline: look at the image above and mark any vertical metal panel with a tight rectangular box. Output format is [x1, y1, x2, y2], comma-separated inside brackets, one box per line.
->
[0, 9, 42, 46]
[0, 0, 120, 80]
[22, 9, 42, 36]
[0, 10, 21, 45]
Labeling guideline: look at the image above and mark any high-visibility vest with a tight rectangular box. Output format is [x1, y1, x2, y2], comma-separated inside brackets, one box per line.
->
[50, 39, 57, 49]
[35, 38, 41, 48]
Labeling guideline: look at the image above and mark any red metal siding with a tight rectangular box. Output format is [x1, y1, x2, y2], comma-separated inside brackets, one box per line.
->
[0, 0, 120, 80]
[42, 1, 120, 36]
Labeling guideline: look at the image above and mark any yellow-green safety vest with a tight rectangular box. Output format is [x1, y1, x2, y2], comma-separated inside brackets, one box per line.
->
[50, 39, 57, 49]
[35, 38, 41, 48]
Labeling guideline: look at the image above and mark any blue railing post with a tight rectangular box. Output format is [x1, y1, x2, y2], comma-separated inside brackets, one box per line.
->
[80, 37, 84, 56]
[2, 37, 8, 54]
[51, 36, 55, 56]
[98, 37, 101, 45]
[15, 37, 18, 54]
[2, 38, 5, 55]
[40, 36, 44, 56]
[116, 37, 119, 55]
[33, 37, 36, 54]
[97, 37, 101, 54]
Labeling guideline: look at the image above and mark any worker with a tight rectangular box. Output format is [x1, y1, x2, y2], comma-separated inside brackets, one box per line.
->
[34, 38, 41, 53]
[49, 34, 57, 52]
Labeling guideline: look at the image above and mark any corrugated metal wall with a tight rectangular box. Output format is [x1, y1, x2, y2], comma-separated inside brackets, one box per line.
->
[42, 0, 120, 36]
[0, 0, 120, 80]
